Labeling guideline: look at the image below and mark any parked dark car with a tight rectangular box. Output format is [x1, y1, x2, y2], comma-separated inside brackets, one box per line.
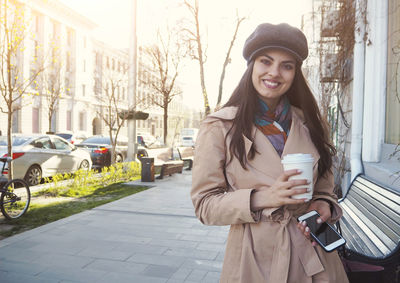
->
[76, 135, 148, 169]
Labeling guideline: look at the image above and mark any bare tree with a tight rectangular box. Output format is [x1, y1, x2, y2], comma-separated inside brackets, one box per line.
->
[0, 0, 46, 179]
[41, 43, 65, 133]
[216, 13, 246, 108]
[95, 66, 130, 164]
[141, 30, 183, 145]
[182, 0, 210, 115]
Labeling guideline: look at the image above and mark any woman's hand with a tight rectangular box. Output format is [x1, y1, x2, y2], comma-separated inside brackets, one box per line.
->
[296, 199, 332, 245]
[250, 169, 309, 211]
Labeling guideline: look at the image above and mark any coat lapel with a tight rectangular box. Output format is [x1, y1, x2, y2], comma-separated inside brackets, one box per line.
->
[243, 128, 283, 180]
[244, 107, 320, 180]
[282, 108, 320, 168]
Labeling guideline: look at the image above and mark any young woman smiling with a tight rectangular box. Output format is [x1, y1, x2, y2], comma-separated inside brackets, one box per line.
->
[191, 23, 348, 282]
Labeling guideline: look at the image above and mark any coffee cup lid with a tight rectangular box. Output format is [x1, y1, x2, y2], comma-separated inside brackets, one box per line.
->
[281, 153, 314, 164]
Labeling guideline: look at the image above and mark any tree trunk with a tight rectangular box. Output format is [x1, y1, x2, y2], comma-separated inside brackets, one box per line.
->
[217, 15, 244, 107]
[163, 104, 168, 145]
[196, 30, 210, 115]
[48, 113, 52, 133]
[7, 110, 13, 180]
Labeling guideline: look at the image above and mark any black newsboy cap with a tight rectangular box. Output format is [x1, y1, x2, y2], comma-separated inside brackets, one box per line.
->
[243, 23, 308, 63]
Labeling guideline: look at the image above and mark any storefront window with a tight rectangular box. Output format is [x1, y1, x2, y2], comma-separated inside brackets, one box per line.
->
[386, 0, 400, 144]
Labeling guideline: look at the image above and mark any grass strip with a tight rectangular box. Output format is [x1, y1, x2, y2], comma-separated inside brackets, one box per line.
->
[0, 183, 148, 238]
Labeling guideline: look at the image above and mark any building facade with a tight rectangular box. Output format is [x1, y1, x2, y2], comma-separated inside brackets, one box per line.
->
[302, 0, 400, 192]
[0, 0, 191, 146]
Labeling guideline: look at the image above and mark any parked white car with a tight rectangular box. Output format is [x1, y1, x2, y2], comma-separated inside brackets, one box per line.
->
[0, 134, 92, 186]
[55, 131, 89, 144]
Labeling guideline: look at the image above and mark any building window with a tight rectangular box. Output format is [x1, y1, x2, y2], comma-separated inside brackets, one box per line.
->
[65, 77, 70, 95]
[67, 28, 74, 46]
[79, 112, 86, 131]
[82, 84, 86, 96]
[386, 0, 400, 144]
[30, 40, 39, 78]
[83, 60, 86, 72]
[12, 109, 20, 133]
[32, 108, 39, 133]
[32, 13, 40, 32]
[66, 110, 72, 131]
[66, 52, 71, 72]
[52, 21, 59, 39]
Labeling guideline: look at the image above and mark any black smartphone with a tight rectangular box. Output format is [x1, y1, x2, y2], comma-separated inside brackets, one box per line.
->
[297, 210, 346, 252]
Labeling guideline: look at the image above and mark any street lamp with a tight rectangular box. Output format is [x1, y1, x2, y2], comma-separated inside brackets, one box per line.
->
[127, 0, 137, 161]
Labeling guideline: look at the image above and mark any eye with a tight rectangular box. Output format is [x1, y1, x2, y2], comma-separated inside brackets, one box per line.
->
[283, 64, 294, 70]
[260, 58, 272, 66]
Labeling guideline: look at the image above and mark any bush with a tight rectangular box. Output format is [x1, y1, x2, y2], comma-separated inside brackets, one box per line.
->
[38, 161, 142, 198]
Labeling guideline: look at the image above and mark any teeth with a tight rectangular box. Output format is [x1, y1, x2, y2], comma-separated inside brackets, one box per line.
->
[264, 80, 279, 87]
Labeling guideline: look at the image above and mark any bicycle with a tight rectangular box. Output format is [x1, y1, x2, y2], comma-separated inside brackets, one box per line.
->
[0, 156, 31, 220]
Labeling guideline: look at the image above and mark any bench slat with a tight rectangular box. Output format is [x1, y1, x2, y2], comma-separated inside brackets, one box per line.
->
[352, 179, 400, 213]
[343, 195, 397, 252]
[340, 216, 373, 254]
[350, 183, 400, 227]
[348, 187, 400, 240]
[341, 206, 385, 257]
[346, 194, 400, 245]
[356, 177, 400, 204]
[341, 202, 391, 256]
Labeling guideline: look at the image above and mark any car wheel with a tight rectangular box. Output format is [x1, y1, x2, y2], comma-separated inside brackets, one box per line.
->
[24, 165, 42, 186]
[115, 154, 123, 163]
[79, 160, 90, 170]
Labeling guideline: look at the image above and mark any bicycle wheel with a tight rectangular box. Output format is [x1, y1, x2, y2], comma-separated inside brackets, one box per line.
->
[0, 179, 30, 220]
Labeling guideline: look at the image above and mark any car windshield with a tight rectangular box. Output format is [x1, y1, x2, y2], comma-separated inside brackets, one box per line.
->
[82, 136, 110, 145]
[0, 136, 31, 146]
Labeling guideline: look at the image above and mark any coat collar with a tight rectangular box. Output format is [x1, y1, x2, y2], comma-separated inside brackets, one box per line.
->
[205, 106, 319, 180]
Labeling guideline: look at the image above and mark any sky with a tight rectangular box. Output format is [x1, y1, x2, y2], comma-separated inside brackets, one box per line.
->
[60, 0, 312, 110]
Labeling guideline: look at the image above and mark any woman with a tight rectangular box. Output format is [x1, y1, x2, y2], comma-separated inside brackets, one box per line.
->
[191, 23, 348, 283]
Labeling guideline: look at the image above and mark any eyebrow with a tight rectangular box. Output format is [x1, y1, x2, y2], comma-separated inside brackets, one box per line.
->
[263, 54, 296, 64]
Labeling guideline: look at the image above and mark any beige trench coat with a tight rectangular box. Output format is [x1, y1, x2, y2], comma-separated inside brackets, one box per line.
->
[191, 106, 349, 283]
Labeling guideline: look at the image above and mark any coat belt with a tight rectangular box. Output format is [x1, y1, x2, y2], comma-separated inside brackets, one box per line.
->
[263, 211, 324, 282]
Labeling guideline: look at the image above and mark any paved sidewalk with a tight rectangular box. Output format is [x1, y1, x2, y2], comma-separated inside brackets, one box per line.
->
[0, 171, 229, 283]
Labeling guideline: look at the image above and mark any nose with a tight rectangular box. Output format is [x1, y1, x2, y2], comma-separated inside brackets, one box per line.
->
[268, 63, 280, 77]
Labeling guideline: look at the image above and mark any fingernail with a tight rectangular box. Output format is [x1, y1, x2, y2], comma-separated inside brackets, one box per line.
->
[297, 169, 303, 173]
[317, 218, 322, 224]
[305, 227, 310, 232]
[302, 221, 307, 226]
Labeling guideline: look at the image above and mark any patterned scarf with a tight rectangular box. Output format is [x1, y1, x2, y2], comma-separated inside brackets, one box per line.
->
[254, 96, 292, 156]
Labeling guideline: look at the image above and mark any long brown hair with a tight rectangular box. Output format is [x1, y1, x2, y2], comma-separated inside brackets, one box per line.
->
[223, 62, 336, 178]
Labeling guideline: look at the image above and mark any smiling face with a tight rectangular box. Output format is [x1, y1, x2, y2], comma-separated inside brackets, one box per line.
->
[251, 49, 296, 110]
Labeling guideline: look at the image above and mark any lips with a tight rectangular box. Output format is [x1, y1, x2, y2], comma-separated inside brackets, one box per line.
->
[262, 79, 280, 89]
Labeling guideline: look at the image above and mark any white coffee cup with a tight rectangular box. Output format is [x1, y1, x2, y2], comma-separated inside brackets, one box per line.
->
[281, 153, 314, 201]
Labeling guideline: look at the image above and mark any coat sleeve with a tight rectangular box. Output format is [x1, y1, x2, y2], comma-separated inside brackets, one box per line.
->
[312, 169, 343, 222]
[191, 120, 259, 226]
